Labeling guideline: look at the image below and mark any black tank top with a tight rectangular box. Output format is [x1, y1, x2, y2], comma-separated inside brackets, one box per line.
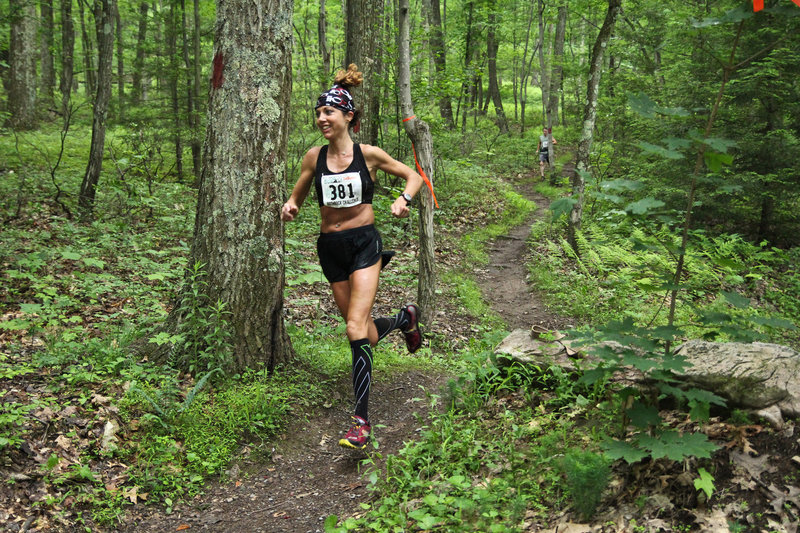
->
[314, 144, 374, 208]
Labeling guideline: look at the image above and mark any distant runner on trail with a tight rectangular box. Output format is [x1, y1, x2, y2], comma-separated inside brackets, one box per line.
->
[281, 64, 425, 450]
[537, 127, 557, 180]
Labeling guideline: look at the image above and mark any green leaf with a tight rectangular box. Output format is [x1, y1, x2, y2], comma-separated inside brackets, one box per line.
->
[636, 142, 684, 160]
[625, 198, 666, 215]
[750, 316, 797, 330]
[694, 468, 715, 499]
[626, 401, 661, 429]
[704, 151, 734, 172]
[640, 431, 717, 461]
[323, 515, 340, 533]
[19, 303, 43, 314]
[82, 257, 106, 269]
[146, 272, 168, 281]
[601, 179, 646, 192]
[602, 439, 649, 464]
[60, 251, 81, 260]
[549, 197, 578, 219]
[578, 368, 609, 386]
[692, 5, 753, 27]
[721, 291, 750, 309]
[628, 92, 658, 118]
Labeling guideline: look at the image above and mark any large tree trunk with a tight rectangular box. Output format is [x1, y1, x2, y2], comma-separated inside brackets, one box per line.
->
[131, 1, 148, 106]
[185, 0, 293, 371]
[567, 0, 621, 253]
[78, 0, 114, 219]
[60, 0, 75, 111]
[486, 0, 508, 133]
[424, 0, 454, 128]
[398, 0, 436, 324]
[8, 0, 38, 129]
[40, 0, 56, 104]
[345, 0, 383, 145]
[546, 2, 566, 128]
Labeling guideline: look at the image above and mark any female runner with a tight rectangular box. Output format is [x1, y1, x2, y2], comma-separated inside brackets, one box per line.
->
[281, 64, 424, 449]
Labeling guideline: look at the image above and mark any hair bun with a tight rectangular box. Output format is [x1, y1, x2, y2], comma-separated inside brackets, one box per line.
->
[334, 64, 363, 90]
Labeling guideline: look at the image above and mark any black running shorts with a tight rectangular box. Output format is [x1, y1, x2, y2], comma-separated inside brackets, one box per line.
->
[316, 224, 382, 283]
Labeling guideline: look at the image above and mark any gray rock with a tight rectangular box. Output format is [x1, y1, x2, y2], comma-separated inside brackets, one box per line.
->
[674, 340, 800, 418]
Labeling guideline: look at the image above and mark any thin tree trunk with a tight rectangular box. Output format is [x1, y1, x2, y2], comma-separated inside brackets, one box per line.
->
[191, 0, 202, 177]
[8, 0, 38, 129]
[425, 0, 454, 127]
[41, 0, 56, 104]
[398, 0, 436, 325]
[60, 0, 75, 111]
[131, 1, 148, 106]
[546, 2, 566, 128]
[318, 0, 331, 88]
[180, 0, 199, 178]
[486, 0, 508, 133]
[115, 0, 124, 119]
[78, 0, 96, 98]
[567, 0, 620, 253]
[536, 0, 548, 126]
[78, 0, 114, 219]
[518, 1, 535, 135]
[168, 0, 183, 181]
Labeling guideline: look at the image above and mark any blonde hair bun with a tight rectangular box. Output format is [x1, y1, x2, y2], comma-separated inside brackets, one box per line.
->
[334, 64, 363, 90]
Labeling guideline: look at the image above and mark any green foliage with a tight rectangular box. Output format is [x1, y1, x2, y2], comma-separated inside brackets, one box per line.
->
[556, 449, 611, 520]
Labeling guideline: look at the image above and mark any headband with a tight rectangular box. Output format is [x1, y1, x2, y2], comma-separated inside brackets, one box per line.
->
[315, 84, 355, 113]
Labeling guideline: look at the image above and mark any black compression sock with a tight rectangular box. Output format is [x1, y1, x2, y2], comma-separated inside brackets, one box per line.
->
[374, 309, 409, 342]
[350, 338, 373, 421]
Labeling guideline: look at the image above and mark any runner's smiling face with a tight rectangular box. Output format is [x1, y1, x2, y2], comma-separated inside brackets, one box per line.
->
[316, 106, 353, 140]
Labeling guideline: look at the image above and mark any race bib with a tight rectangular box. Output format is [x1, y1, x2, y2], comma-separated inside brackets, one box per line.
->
[320, 172, 363, 208]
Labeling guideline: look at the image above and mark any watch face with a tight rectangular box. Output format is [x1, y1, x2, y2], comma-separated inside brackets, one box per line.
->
[402, 193, 412, 202]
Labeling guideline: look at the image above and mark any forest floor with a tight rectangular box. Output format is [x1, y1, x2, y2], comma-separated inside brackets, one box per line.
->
[4, 172, 798, 532]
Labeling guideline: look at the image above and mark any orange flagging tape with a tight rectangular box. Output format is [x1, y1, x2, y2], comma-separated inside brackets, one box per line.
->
[412, 142, 439, 208]
[402, 115, 416, 122]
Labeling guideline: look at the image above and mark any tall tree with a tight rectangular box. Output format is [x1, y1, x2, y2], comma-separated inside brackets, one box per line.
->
[59, 0, 75, 110]
[424, 0, 454, 128]
[8, 0, 38, 129]
[546, 2, 566, 128]
[114, 0, 124, 119]
[486, 0, 508, 133]
[77, 0, 96, 97]
[345, 0, 383, 145]
[131, 1, 148, 105]
[181, 0, 294, 371]
[318, 0, 331, 87]
[398, 0, 436, 324]
[567, 0, 621, 252]
[40, 0, 56, 103]
[167, 0, 183, 181]
[78, 0, 115, 218]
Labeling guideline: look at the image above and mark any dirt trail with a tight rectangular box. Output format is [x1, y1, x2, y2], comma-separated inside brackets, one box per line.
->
[117, 173, 560, 533]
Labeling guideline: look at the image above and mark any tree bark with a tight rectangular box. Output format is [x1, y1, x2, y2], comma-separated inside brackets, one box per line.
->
[191, 0, 202, 178]
[518, 0, 535, 135]
[567, 0, 620, 253]
[78, 0, 114, 219]
[536, 0, 548, 126]
[59, 0, 75, 111]
[486, 0, 508, 133]
[425, 0, 454, 127]
[115, 0, 124, 119]
[546, 2, 566, 128]
[41, 0, 56, 104]
[318, 0, 331, 88]
[167, 0, 184, 182]
[345, 0, 383, 145]
[8, 0, 38, 129]
[184, 0, 294, 371]
[131, 1, 148, 106]
[78, 0, 96, 98]
[398, 0, 436, 325]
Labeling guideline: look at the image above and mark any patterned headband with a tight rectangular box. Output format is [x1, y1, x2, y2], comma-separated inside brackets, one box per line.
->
[315, 84, 355, 113]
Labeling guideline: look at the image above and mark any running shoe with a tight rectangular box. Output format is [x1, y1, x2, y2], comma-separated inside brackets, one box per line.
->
[339, 415, 371, 449]
[402, 303, 423, 353]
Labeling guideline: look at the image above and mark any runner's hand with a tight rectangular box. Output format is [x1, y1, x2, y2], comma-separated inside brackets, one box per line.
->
[391, 197, 410, 218]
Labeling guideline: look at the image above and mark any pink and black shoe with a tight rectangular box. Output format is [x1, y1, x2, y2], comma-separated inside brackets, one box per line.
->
[402, 303, 423, 354]
[339, 415, 371, 449]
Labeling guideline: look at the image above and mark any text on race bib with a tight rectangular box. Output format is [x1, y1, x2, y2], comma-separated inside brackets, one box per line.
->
[321, 172, 363, 208]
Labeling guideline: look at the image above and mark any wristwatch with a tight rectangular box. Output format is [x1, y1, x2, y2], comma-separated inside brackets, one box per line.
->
[400, 192, 412, 204]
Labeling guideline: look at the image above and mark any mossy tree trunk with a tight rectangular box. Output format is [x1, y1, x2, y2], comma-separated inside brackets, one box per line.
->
[345, 0, 382, 146]
[184, 0, 294, 372]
